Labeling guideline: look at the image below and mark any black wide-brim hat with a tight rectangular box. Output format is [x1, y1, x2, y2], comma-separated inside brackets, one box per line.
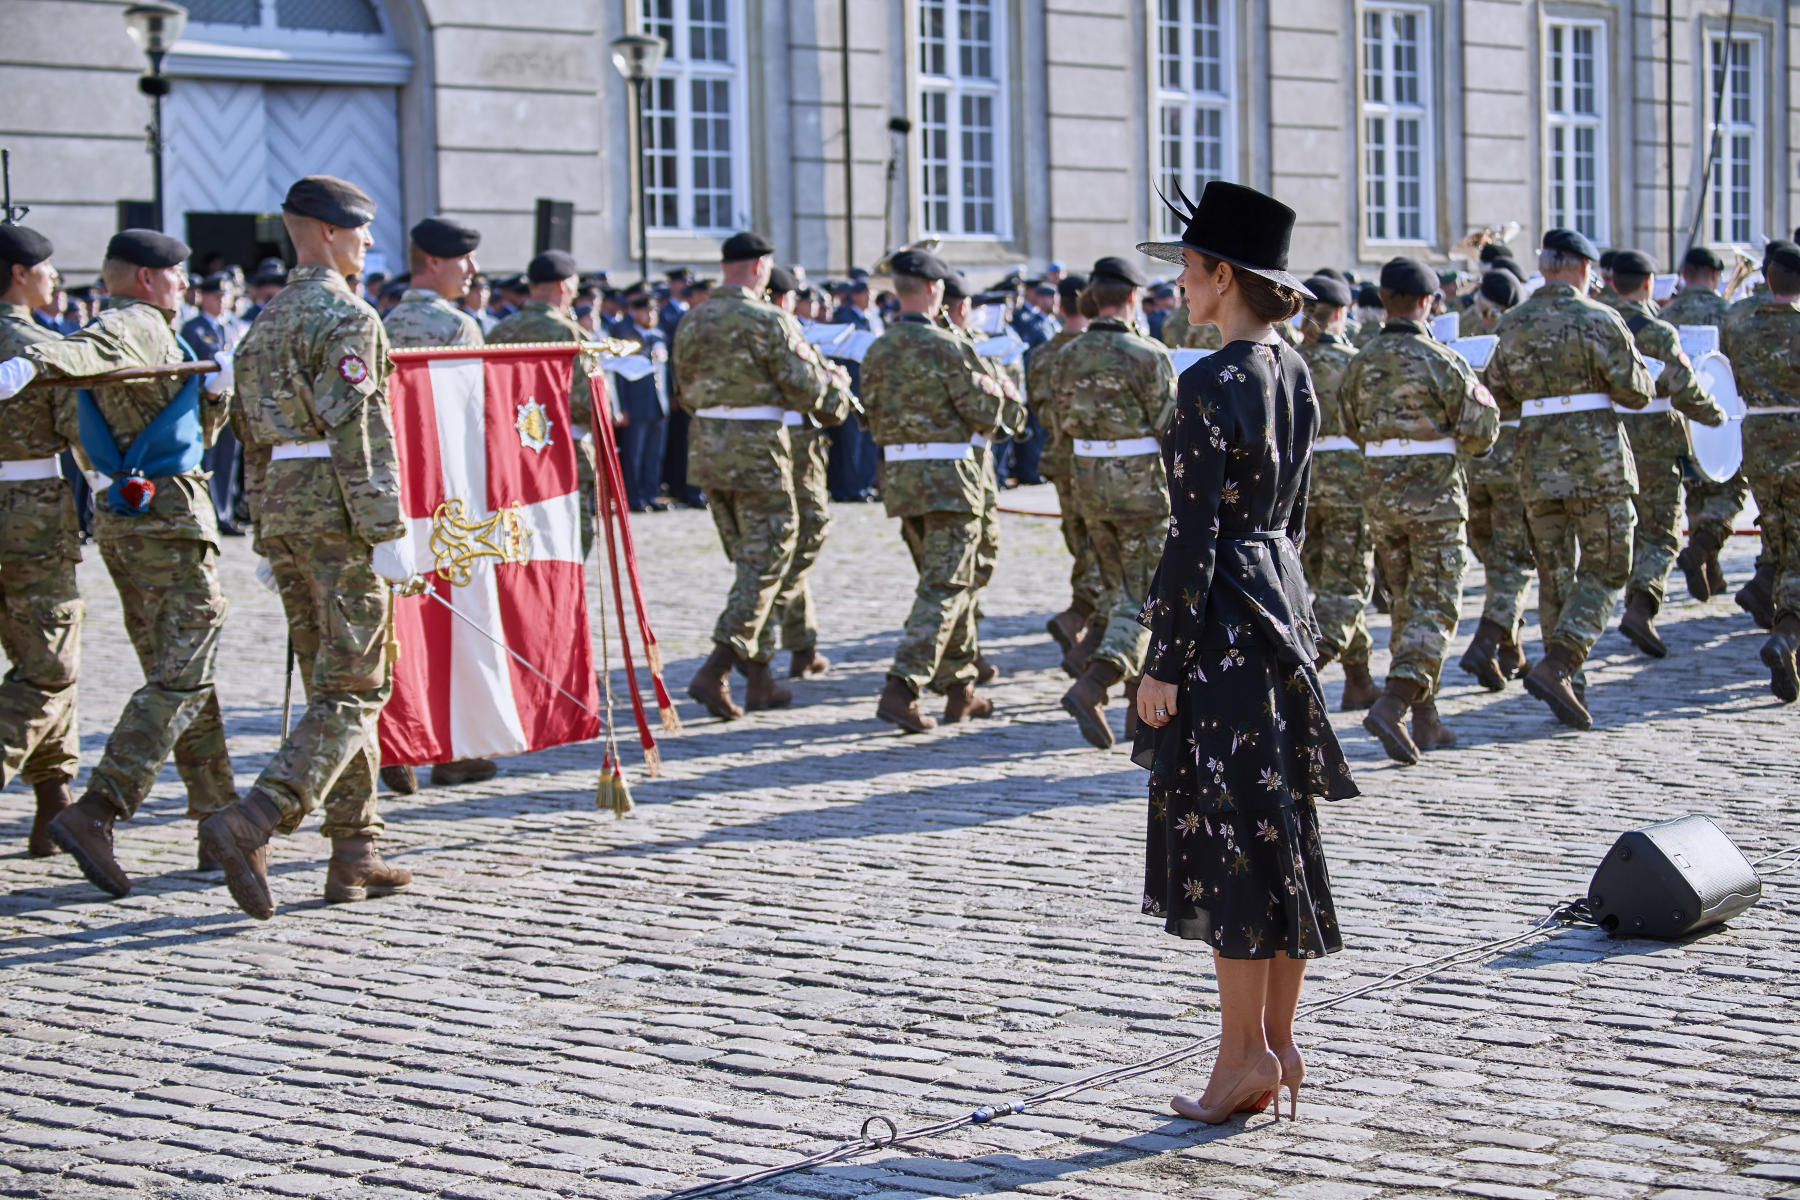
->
[1137, 180, 1314, 299]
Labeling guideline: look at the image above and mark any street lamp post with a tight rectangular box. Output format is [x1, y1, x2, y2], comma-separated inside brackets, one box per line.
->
[609, 34, 666, 284]
[123, 2, 188, 232]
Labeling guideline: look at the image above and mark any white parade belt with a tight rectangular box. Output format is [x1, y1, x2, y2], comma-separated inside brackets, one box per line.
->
[1520, 392, 1612, 417]
[1619, 397, 1674, 415]
[884, 441, 974, 461]
[1312, 435, 1358, 453]
[270, 439, 331, 461]
[1073, 436, 1158, 457]
[1745, 406, 1800, 416]
[782, 411, 804, 426]
[0, 455, 61, 482]
[1364, 436, 1456, 457]
[970, 433, 991, 450]
[1498, 419, 1520, 429]
[697, 405, 785, 420]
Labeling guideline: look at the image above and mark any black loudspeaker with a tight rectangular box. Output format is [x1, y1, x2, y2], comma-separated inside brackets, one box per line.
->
[1587, 815, 1760, 940]
[535, 199, 573, 254]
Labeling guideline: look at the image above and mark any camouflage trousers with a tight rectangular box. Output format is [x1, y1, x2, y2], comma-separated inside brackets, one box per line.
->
[890, 510, 983, 696]
[1749, 473, 1800, 621]
[0, 555, 82, 789]
[1623, 415, 1688, 602]
[577, 440, 597, 560]
[1525, 496, 1635, 662]
[1081, 507, 1164, 677]
[1051, 477, 1102, 614]
[89, 536, 235, 821]
[1685, 467, 1749, 549]
[1464, 432, 1535, 633]
[256, 532, 387, 840]
[761, 428, 832, 658]
[971, 464, 1001, 624]
[1302, 504, 1373, 666]
[708, 488, 799, 664]
[1372, 518, 1468, 694]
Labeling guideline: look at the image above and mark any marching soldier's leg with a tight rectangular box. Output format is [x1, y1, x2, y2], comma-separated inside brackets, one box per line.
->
[778, 433, 833, 678]
[1681, 469, 1749, 604]
[1755, 475, 1800, 701]
[1621, 444, 1683, 658]
[879, 511, 981, 734]
[1484, 487, 1537, 678]
[688, 490, 750, 719]
[0, 556, 82, 856]
[731, 488, 799, 713]
[1047, 477, 1098, 652]
[1363, 526, 1424, 765]
[1309, 505, 1378, 709]
[969, 470, 1001, 684]
[1397, 522, 1468, 753]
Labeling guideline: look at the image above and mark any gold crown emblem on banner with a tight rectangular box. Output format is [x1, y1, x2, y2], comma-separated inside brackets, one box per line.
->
[429, 498, 532, 587]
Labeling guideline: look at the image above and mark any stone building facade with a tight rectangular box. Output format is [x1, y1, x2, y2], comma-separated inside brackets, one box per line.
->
[3, 0, 1796, 279]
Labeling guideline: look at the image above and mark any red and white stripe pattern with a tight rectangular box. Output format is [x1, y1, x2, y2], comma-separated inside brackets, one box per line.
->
[379, 347, 601, 765]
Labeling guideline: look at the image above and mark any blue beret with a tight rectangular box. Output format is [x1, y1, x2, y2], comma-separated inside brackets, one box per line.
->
[1542, 227, 1600, 262]
[106, 229, 190, 269]
[410, 216, 481, 258]
[282, 175, 377, 228]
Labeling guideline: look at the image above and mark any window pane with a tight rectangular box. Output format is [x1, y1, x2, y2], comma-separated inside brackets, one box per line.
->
[691, 79, 732, 230]
[1363, 11, 1384, 105]
[1364, 116, 1387, 240]
[1572, 27, 1595, 115]
[960, 93, 995, 233]
[921, 90, 951, 234]
[920, 0, 945, 76]
[958, 0, 992, 80]
[644, 77, 680, 230]
[1392, 14, 1418, 106]
[1158, 0, 1181, 91]
[1395, 116, 1420, 240]
[1193, 0, 1222, 94]
[642, 0, 675, 54]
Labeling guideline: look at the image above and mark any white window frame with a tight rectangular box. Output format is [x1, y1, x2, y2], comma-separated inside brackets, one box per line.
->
[638, 0, 749, 236]
[1359, 2, 1435, 246]
[1704, 31, 1764, 250]
[916, 0, 1011, 241]
[1543, 18, 1609, 244]
[1152, 0, 1235, 238]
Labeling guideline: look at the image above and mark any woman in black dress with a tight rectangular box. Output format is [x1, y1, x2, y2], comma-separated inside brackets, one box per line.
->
[1133, 182, 1360, 1124]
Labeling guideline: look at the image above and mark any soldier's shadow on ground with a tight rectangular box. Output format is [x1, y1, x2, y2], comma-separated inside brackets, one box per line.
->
[0, 907, 257, 967]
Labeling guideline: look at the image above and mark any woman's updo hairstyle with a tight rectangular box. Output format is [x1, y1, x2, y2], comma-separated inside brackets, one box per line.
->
[1197, 254, 1304, 325]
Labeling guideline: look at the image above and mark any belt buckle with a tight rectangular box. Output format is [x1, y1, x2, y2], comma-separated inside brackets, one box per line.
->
[1399, 436, 1410, 446]
[1106, 439, 1117, 450]
[1560, 396, 1571, 407]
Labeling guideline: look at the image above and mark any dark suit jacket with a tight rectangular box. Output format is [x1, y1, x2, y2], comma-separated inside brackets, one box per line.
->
[180, 313, 228, 360]
[616, 326, 669, 421]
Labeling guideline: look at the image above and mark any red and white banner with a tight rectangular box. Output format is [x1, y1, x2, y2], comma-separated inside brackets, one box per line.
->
[378, 346, 602, 765]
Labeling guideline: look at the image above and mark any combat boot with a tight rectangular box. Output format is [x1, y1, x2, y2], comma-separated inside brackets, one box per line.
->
[198, 788, 283, 920]
[1760, 614, 1800, 703]
[1619, 590, 1667, 658]
[1457, 618, 1509, 692]
[1362, 678, 1423, 766]
[788, 647, 830, 678]
[1046, 602, 1092, 653]
[28, 777, 71, 858]
[974, 652, 999, 685]
[1737, 565, 1775, 630]
[942, 682, 993, 723]
[1062, 660, 1123, 750]
[687, 642, 743, 720]
[379, 764, 418, 794]
[1410, 695, 1458, 751]
[431, 759, 497, 786]
[1524, 643, 1592, 730]
[1339, 661, 1382, 710]
[1061, 616, 1104, 678]
[876, 676, 936, 733]
[1496, 628, 1531, 680]
[1677, 528, 1720, 601]
[1123, 679, 1140, 740]
[46, 792, 130, 897]
[1705, 554, 1728, 598]
[324, 836, 414, 904]
[741, 658, 793, 711]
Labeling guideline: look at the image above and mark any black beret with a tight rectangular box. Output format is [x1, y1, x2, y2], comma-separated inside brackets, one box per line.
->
[1301, 274, 1351, 308]
[527, 250, 578, 283]
[0, 224, 53, 268]
[942, 271, 972, 301]
[1764, 240, 1800, 275]
[971, 289, 1012, 307]
[1378, 256, 1437, 297]
[1683, 246, 1726, 272]
[1598, 249, 1620, 270]
[887, 248, 952, 281]
[1478, 243, 1509, 264]
[196, 272, 229, 294]
[1354, 282, 1382, 307]
[849, 267, 870, 282]
[1478, 270, 1522, 308]
[1487, 256, 1526, 281]
[1611, 249, 1656, 278]
[1090, 255, 1148, 287]
[106, 229, 190, 269]
[281, 175, 376, 228]
[1311, 266, 1348, 282]
[251, 268, 285, 287]
[1542, 227, 1601, 262]
[499, 274, 530, 292]
[767, 266, 798, 295]
[1057, 273, 1089, 306]
[379, 279, 407, 298]
[720, 231, 775, 262]
[410, 216, 481, 258]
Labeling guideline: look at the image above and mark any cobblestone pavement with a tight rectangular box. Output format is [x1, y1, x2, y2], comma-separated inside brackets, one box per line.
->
[1, 493, 1797, 1200]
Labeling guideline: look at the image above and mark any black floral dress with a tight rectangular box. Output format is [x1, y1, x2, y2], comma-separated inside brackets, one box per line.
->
[1134, 338, 1359, 959]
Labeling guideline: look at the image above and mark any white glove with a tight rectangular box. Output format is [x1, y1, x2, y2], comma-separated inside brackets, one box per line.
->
[0, 357, 38, 400]
[205, 348, 234, 395]
[255, 556, 280, 594]
[371, 537, 415, 585]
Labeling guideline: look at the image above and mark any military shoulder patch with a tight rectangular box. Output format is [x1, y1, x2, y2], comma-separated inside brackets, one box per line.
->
[338, 354, 369, 384]
[1474, 383, 1497, 408]
[975, 373, 1001, 397]
[792, 339, 818, 365]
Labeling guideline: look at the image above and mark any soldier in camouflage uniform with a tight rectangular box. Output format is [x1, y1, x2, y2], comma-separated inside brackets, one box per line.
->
[1461, 269, 1538, 692]
[1719, 259, 1783, 627]
[674, 232, 843, 720]
[1156, 301, 1222, 352]
[0, 225, 80, 856]
[1457, 268, 1518, 338]
[0, 230, 236, 898]
[862, 249, 1006, 732]
[1485, 229, 1655, 730]
[1601, 250, 1728, 657]
[198, 176, 414, 920]
[1337, 257, 1499, 765]
[1720, 240, 1800, 701]
[1051, 257, 1178, 750]
[1350, 283, 1385, 348]
[1295, 273, 1378, 711]
[1663, 246, 1745, 606]
[1028, 273, 1102, 658]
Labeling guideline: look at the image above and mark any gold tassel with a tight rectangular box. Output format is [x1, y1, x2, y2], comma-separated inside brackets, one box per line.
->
[643, 742, 663, 778]
[656, 702, 683, 736]
[612, 765, 635, 815]
[645, 641, 664, 676]
[595, 754, 616, 812]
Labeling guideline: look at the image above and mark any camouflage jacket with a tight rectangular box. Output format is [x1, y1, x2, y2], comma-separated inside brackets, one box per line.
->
[1157, 305, 1222, 351]
[489, 300, 599, 431]
[1025, 328, 1081, 479]
[1660, 285, 1730, 328]
[1458, 302, 1502, 337]
[1608, 298, 1726, 444]
[1484, 281, 1654, 501]
[1338, 318, 1498, 524]
[1721, 300, 1800, 477]
[1724, 284, 1772, 338]
[232, 264, 402, 547]
[1048, 317, 1175, 519]
[952, 322, 1027, 435]
[672, 283, 837, 493]
[23, 297, 225, 546]
[0, 304, 77, 561]
[385, 288, 484, 349]
[861, 312, 1004, 518]
[1297, 330, 1362, 509]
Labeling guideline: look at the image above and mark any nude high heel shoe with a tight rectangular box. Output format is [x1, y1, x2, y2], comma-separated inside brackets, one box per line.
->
[1274, 1043, 1305, 1121]
[1170, 1050, 1281, 1124]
